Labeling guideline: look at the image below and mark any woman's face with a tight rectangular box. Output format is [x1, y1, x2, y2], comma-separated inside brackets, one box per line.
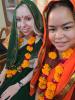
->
[16, 4, 35, 37]
[48, 6, 75, 52]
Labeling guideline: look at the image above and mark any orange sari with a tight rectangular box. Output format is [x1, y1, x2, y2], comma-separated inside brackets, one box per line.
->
[47, 50, 75, 100]
[30, 0, 75, 99]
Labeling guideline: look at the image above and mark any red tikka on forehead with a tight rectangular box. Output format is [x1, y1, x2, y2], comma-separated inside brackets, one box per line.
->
[16, 15, 32, 19]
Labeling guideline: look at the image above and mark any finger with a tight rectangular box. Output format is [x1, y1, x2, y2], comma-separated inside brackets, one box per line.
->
[1, 96, 7, 100]
[1, 96, 10, 100]
[1, 92, 9, 100]
[1, 91, 7, 97]
[7, 96, 12, 100]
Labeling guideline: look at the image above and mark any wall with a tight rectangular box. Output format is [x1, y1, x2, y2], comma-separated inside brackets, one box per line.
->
[0, 0, 6, 31]
[36, 0, 47, 13]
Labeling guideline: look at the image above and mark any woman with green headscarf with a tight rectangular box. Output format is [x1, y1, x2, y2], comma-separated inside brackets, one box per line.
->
[0, 0, 43, 99]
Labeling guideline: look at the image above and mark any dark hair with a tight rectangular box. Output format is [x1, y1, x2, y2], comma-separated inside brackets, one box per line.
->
[45, 0, 75, 32]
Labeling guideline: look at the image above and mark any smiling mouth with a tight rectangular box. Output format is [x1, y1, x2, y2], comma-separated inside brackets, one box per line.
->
[55, 40, 69, 43]
[23, 29, 31, 33]
[55, 41, 69, 46]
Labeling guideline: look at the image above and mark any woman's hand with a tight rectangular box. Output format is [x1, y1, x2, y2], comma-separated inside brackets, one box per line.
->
[1, 83, 20, 100]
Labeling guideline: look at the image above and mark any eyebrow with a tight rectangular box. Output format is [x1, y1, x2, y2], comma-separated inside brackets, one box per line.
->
[16, 15, 32, 17]
[62, 21, 74, 26]
[48, 21, 74, 28]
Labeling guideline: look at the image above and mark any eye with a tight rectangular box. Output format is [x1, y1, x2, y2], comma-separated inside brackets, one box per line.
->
[48, 28, 56, 33]
[16, 18, 21, 22]
[63, 26, 73, 30]
[26, 17, 32, 21]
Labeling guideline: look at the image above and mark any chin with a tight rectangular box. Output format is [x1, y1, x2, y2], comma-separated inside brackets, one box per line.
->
[23, 32, 30, 36]
[56, 46, 70, 52]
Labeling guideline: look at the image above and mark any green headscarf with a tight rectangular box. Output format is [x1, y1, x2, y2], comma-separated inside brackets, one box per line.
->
[6, 0, 43, 68]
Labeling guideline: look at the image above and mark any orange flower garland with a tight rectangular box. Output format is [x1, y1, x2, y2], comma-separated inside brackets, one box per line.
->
[18, 38, 24, 47]
[61, 48, 73, 59]
[6, 36, 36, 78]
[48, 52, 57, 59]
[38, 48, 74, 100]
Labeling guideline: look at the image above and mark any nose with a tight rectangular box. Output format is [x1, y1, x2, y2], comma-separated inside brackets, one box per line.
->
[55, 29, 64, 39]
[20, 20, 26, 28]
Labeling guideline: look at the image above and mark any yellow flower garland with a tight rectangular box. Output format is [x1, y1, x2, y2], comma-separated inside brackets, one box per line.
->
[26, 46, 33, 52]
[48, 51, 57, 59]
[61, 48, 73, 59]
[18, 38, 24, 47]
[42, 64, 51, 76]
[6, 36, 36, 78]
[38, 48, 74, 100]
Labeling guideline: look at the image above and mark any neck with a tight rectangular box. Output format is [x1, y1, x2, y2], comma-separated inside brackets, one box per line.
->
[19, 31, 35, 39]
[58, 48, 75, 59]
[25, 30, 36, 39]
[24, 34, 34, 40]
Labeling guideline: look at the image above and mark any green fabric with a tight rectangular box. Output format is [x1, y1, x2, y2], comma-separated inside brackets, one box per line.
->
[13, 39, 42, 69]
[6, 10, 18, 68]
[12, 82, 35, 100]
[6, 0, 43, 69]
[3, 0, 43, 99]
[0, 40, 42, 100]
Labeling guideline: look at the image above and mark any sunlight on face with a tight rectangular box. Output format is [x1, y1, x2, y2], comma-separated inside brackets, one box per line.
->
[16, 4, 35, 37]
[48, 6, 75, 52]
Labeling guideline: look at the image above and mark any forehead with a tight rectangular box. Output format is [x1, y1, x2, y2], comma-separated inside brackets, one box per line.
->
[48, 6, 74, 25]
[16, 4, 32, 17]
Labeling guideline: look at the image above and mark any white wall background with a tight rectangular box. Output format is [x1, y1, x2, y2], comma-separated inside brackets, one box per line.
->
[0, 0, 6, 31]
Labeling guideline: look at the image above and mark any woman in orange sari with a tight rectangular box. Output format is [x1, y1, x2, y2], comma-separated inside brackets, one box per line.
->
[30, 0, 75, 100]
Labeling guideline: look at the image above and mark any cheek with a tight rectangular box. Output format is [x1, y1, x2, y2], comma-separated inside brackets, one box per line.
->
[48, 33, 54, 42]
[66, 32, 75, 39]
[27, 22, 33, 27]
[28, 20, 34, 27]
[70, 33, 75, 44]
[28, 21, 33, 27]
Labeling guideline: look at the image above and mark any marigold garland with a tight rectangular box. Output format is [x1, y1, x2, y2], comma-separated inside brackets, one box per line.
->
[42, 64, 51, 76]
[48, 51, 57, 59]
[18, 38, 24, 46]
[6, 36, 36, 78]
[27, 36, 36, 45]
[25, 53, 31, 60]
[61, 48, 73, 59]
[26, 46, 33, 52]
[38, 48, 74, 100]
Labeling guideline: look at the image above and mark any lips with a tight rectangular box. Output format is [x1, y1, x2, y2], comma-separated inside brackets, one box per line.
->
[55, 40, 69, 43]
[55, 41, 69, 47]
[56, 43, 68, 48]
[22, 28, 31, 33]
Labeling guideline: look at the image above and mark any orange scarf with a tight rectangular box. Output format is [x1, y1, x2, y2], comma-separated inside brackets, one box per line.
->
[29, 0, 75, 97]
[47, 50, 75, 100]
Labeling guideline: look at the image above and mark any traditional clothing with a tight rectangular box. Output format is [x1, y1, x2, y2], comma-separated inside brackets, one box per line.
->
[0, 43, 7, 54]
[0, 0, 43, 100]
[0, 43, 7, 71]
[30, 0, 75, 100]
